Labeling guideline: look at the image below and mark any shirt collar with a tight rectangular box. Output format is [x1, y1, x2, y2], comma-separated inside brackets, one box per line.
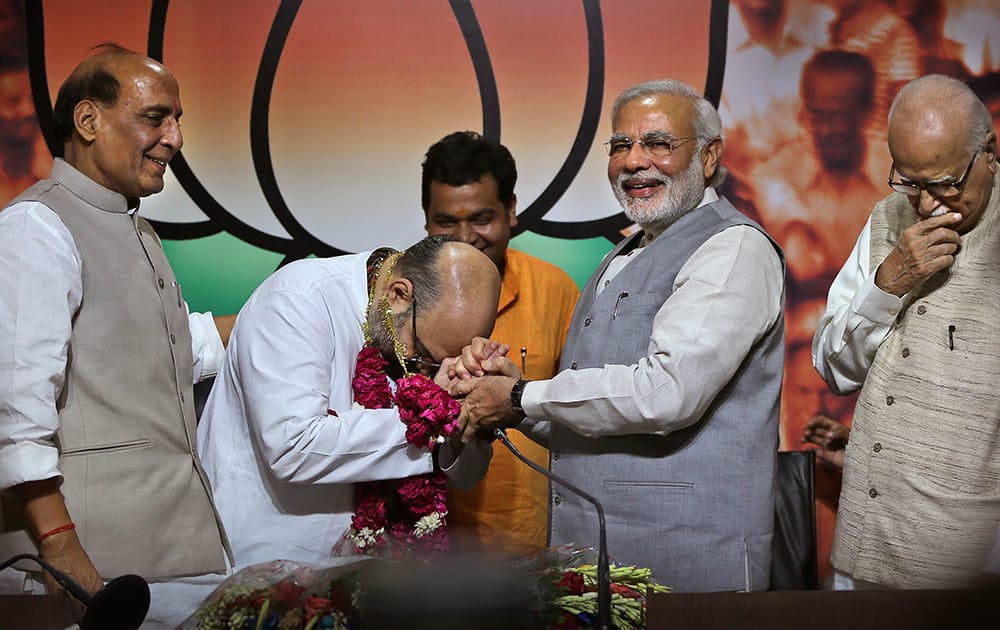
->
[642, 186, 718, 244]
[50, 158, 134, 214]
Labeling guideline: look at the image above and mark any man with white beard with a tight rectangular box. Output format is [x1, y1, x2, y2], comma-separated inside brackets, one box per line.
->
[452, 79, 787, 591]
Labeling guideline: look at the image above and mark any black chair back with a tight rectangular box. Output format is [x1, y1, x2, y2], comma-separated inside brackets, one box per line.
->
[770, 450, 819, 590]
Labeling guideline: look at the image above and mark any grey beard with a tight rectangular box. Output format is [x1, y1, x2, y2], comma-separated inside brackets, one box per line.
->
[613, 154, 706, 228]
[366, 300, 411, 359]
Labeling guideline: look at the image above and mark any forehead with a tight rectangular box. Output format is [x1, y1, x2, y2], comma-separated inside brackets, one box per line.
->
[109, 57, 181, 109]
[613, 93, 695, 136]
[427, 176, 504, 211]
[889, 116, 969, 176]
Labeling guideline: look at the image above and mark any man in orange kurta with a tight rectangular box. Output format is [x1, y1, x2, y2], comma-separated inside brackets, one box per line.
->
[421, 131, 579, 553]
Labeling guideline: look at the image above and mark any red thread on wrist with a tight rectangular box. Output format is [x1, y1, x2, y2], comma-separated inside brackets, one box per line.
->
[37, 522, 75, 543]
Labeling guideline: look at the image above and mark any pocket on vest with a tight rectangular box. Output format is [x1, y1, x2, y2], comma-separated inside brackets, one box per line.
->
[62, 438, 152, 456]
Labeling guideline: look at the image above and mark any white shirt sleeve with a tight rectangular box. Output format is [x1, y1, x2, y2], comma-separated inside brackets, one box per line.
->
[188, 309, 225, 383]
[232, 288, 438, 485]
[0, 202, 82, 489]
[521, 225, 783, 438]
[811, 217, 904, 395]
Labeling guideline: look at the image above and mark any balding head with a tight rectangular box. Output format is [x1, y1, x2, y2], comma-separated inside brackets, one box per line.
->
[404, 239, 501, 360]
[53, 44, 169, 147]
[369, 236, 500, 373]
[887, 75, 997, 233]
[53, 44, 183, 199]
[889, 74, 992, 159]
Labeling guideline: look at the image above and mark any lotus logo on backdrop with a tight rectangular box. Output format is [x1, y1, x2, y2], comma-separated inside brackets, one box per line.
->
[25, 0, 724, 265]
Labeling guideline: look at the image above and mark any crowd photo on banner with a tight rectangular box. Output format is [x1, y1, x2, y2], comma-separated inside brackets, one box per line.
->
[1, 0, 1000, 627]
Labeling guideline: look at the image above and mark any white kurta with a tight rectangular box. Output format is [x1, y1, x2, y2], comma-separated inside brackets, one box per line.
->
[813, 210, 1000, 580]
[197, 252, 488, 568]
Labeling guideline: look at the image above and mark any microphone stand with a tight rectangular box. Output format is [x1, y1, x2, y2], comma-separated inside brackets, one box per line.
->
[0, 553, 150, 630]
[494, 428, 612, 630]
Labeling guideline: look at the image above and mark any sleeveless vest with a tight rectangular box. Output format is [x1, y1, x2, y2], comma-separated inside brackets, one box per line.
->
[3, 159, 229, 578]
[550, 196, 785, 591]
[832, 171, 1000, 588]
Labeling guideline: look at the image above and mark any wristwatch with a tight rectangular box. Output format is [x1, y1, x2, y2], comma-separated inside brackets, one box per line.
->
[510, 378, 529, 415]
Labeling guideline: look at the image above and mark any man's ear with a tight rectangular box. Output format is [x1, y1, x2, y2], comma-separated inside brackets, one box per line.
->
[985, 132, 997, 174]
[507, 193, 518, 228]
[701, 137, 723, 181]
[74, 100, 99, 142]
[385, 277, 414, 312]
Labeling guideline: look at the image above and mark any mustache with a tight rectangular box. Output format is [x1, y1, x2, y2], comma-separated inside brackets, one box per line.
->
[614, 169, 674, 189]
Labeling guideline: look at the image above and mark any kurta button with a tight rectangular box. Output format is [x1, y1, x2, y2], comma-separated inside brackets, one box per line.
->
[885, 395, 894, 405]
[158, 278, 165, 289]
[872, 442, 882, 453]
[917, 305, 926, 314]
[170, 334, 176, 344]
[553, 495, 562, 506]
[584, 318, 592, 327]
[571, 362, 579, 369]
[869, 488, 878, 498]
[901, 348, 910, 358]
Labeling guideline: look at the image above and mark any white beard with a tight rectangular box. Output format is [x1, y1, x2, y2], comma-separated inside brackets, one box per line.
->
[612, 153, 706, 228]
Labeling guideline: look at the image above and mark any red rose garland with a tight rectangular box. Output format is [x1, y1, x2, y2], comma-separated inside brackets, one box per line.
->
[345, 345, 460, 556]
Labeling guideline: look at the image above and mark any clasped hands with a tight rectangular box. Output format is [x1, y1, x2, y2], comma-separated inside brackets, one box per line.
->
[433, 337, 524, 444]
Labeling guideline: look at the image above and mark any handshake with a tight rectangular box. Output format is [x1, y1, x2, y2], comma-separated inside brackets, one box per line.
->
[430, 337, 526, 444]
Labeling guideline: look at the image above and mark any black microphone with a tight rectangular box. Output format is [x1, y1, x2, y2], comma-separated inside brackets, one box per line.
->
[493, 428, 612, 630]
[0, 553, 150, 630]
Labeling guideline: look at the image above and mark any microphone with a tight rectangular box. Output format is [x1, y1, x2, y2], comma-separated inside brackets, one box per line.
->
[0, 553, 150, 630]
[493, 428, 612, 630]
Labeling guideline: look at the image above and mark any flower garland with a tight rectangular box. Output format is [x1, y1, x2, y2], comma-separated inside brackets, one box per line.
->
[339, 249, 462, 556]
[344, 346, 460, 556]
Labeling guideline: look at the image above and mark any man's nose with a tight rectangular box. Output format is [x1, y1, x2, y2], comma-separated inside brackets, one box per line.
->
[917, 188, 942, 217]
[622, 142, 651, 171]
[161, 119, 183, 151]
[454, 222, 477, 243]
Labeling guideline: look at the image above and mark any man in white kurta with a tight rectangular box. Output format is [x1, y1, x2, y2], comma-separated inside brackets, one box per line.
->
[813, 75, 1000, 588]
[198, 237, 499, 568]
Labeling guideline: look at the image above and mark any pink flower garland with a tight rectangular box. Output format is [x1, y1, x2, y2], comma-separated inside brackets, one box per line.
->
[345, 345, 460, 556]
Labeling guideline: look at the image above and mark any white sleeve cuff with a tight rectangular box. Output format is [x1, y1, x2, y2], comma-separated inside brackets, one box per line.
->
[188, 309, 225, 383]
[0, 442, 62, 491]
[854, 267, 906, 326]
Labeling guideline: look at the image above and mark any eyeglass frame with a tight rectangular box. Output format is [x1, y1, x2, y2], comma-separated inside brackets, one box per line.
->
[887, 148, 981, 198]
[404, 295, 443, 375]
[603, 130, 698, 160]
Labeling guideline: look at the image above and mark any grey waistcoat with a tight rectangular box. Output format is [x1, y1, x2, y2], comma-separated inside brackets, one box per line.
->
[2, 159, 228, 579]
[548, 196, 784, 592]
[833, 171, 1000, 588]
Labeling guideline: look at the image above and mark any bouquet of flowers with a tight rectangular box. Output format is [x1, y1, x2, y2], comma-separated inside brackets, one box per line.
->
[184, 546, 669, 629]
[519, 545, 671, 629]
[180, 558, 372, 630]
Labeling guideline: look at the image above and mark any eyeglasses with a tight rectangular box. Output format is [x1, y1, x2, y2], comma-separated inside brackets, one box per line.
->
[404, 296, 442, 376]
[604, 131, 697, 160]
[888, 150, 980, 198]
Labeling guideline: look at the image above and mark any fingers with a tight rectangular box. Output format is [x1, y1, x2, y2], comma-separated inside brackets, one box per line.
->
[454, 341, 494, 378]
[915, 211, 963, 232]
[448, 377, 479, 398]
[481, 357, 522, 379]
[434, 357, 460, 388]
[450, 338, 514, 379]
[875, 215, 964, 297]
[484, 342, 510, 360]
